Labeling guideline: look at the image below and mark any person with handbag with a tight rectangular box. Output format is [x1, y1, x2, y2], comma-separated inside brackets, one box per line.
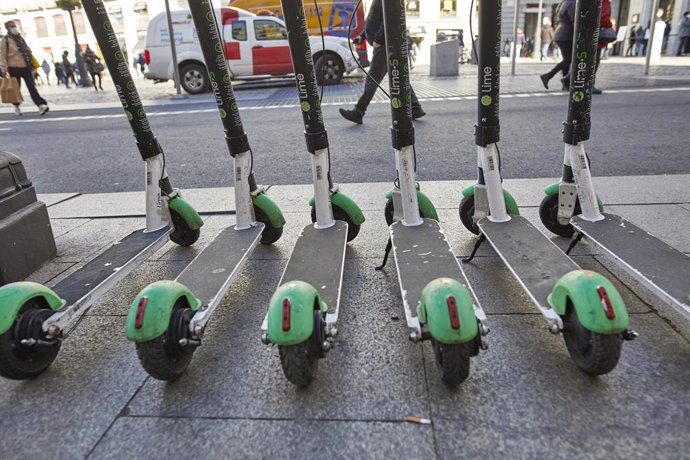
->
[83, 45, 103, 91]
[0, 20, 49, 116]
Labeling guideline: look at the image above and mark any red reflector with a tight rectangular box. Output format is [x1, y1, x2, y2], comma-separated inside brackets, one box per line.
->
[144, 49, 150, 65]
[447, 296, 461, 330]
[134, 297, 148, 329]
[597, 286, 616, 320]
[282, 298, 291, 332]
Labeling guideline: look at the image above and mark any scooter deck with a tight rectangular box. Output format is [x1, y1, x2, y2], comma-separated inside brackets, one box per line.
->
[478, 216, 578, 323]
[391, 218, 478, 331]
[54, 226, 170, 306]
[176, 224, 264, 305]
[572, 213, 690, 317]
[278, 221, 348, 324]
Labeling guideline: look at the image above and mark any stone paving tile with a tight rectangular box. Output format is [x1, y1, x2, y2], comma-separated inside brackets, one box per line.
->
[90, 418, 436, 460]
[427, 314, 690, 460]
[0, 316, 146, 459]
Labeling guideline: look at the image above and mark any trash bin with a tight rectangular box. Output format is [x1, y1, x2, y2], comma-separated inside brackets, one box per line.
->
[430, 40, 459, 76]
[0, 151, 56, 285]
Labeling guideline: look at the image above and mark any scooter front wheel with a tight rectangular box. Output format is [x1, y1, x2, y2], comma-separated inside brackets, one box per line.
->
[0, 300, 61, 380]
[169, 207, 201, 247]
[458, 195, 480, 235]
[135, 302, 197, 381]
[539, 194, 579, 238]
[254, 206, 284, 245]
[278, 311, 326, 387]
[561, 304, 622, 375]
[310, 204, 360, 242]
[431, 339, 472, 387]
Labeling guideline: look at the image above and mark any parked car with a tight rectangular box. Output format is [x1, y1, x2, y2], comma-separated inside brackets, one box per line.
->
[144, 7, 358, 94]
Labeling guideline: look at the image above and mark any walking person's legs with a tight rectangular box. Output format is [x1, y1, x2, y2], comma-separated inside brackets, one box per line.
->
[539, 40, 572, 88]
[10, 67, 49, 114]
[90, 72, 98, 90]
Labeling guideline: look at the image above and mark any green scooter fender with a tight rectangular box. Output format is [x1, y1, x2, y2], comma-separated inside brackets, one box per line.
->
[544, 182, 604, 212]
[461, 184, 520, 215]
[0, 282, 66, 335]
[308, 190, 365, 225]
[267, 280, 327, 346]
[125, 280, 202, 342]
[168, 195, 204, 230]
[417, 278, 478, 344]
[253, 192, 286, 228]
[547, 270, 629, 334]
[385, 188, 439, 221]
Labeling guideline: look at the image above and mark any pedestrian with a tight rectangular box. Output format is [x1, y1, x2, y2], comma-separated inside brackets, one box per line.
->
[591, 0, 614, 95]
[54, 61, 66, 86]
[132, 56, 139, 77]
[41, 58, 50, 85]
[515, 28, 526, 58]
[539, 0, 575, 90]
[677, 11, 690, 56]
[338, 0, 424, 124]
[138, 53, 146, 74]
[626, 25, 637, 56]
[406, 31, 415, 69]
[662, 19, 671, 54]
[642, 21, 651, 55]
[541, 18, 554, 61]
[0, 20, 49, 116]
[458, 29, 466, 63]
[83, 45, 103, 91]
[634, 24, 645, 56]
[62, 50, 75, 87]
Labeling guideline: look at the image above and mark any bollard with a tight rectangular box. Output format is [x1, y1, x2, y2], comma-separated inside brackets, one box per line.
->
[0, 151, 56, 285]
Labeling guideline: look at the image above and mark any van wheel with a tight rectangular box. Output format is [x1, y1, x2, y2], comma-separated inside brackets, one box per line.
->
[180, 63, 208, 95]
[315, 53, 344, 85]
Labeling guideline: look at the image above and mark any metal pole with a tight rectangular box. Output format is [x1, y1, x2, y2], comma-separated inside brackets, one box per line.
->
[68, 7, 90, 87]
[644, 0, 661, 75]
[165, 0, 187, 99]
[511, 0, 520, 75]
[535, 0, 544, 60]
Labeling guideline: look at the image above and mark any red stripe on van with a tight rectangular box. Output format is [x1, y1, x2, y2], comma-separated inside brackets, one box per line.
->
[221, 7, 239, 25]
[225, 42, 240, 60]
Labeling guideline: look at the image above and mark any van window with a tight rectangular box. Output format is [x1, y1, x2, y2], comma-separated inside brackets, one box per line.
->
[232, 20, 247, 41]
[254, 19, 287, 41]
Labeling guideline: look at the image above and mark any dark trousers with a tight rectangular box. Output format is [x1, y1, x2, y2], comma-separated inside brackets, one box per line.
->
[356, 44, 420, 113]
[545, 40, 573, 79]
[8, 66, 47, 107]
[678, 36, 689, 55]
[90, 72, 102, 89]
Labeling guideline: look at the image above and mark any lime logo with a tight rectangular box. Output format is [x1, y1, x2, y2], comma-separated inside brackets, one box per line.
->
[299, 6, 305, 17]
[224, 74, 231, 84]
[138, 109, 146, 118]
[404, 62, 409, 73]
[572, 91, 584, 102]
[104, 22, 112, 32]
[391, 98, 401, 109]
[127, 81, 135, 91]
[215, 42, 222, 53]
[231, 102, 238, 112]
[114, 51, 123, 61]
[301, 102, 310, 112]
[310, 69, 316, 80]
[206, 11, 213, 22]
[219, 108, 227, 118]
[125, 111, 133, 121]
[481, 95, 492, 106]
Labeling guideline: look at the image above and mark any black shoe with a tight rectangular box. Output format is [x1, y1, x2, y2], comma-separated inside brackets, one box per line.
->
[339, 107, 363, 124]
[560, 76, 569, 91]
[592, 87, 603, 95]
[539, 73, 550, 89]
[412, 106, 426, 120]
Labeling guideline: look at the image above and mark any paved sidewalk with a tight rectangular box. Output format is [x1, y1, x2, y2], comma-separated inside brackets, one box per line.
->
[2, 56, 688, 115]
[1, 174, 689, 459]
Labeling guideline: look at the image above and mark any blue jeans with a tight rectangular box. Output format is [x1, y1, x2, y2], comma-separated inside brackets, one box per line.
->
[542, 43, 550, 58]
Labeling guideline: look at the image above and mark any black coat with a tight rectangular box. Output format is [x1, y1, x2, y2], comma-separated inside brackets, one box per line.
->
[554, 0, 576, 42]
[364, 0, 385, 46]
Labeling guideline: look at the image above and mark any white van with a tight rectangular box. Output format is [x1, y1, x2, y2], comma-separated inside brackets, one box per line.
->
[144, 7, 357, 93]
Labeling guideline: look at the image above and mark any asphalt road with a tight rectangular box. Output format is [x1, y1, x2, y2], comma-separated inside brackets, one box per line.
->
[1, 89, 687, 194]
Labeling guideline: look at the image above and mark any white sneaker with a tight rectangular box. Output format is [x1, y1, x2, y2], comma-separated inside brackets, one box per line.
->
[38, 104, 49, 116]
[14, 106, 22, 116]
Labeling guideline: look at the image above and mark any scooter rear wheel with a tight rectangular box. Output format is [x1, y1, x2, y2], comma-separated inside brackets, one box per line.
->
[561, 304, 622, 375]
[254, 206, 284, 245]
[169, 207, 201, 247]
[0, 300, 61, 380]
[458, 195, 480, 235]
[278, 311, 326, 387]
[431, 339, 472, 387]
[538, 194, 579, 238]
[310, 204, 360, 242]
[135, 301, 196, 381]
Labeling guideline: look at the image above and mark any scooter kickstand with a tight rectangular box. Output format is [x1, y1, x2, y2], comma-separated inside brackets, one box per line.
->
[462, 234, 486, 263]
[375, 238, 393, 271]
[565, 232, 584, 255]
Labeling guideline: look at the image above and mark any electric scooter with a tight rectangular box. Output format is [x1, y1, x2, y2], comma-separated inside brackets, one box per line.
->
[260, 0, 365, 387]
[459, 0, 637, 375]
[539, 0, 690, 320]
[125, 0, 286, 381]
[0, 0, 203, 380]
[374, 0, 488, 387]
